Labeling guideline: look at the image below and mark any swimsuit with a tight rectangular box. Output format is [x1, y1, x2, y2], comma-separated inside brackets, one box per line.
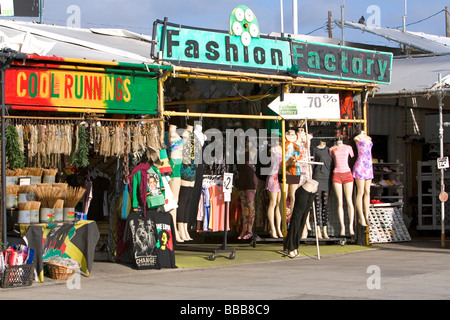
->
[352, 140, 374, 180]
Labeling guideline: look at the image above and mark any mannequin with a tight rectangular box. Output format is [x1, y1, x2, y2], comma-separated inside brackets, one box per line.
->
[352, 131, 374, 227]
[168, 125, 184, 243]
[296, 127, 313, 186]
[296, 126, 313, 238]
[236, 151, 258, 240]
[265, 142, 283, 238]
[312, 140, 333, 239]
[329, 138, 355, 236]
[283, 179, 318, 258]
[177, 125, 196, 241]
[284, 129, 302, 217]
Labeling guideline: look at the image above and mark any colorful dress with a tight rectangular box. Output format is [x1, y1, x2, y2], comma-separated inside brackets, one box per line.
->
[352, 139, 374, 180]
[265, 146, 283, 192]
[285, 139, 301, 176]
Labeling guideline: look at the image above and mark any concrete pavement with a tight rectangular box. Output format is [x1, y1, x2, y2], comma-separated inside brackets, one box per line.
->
[1, 238, 449, 301]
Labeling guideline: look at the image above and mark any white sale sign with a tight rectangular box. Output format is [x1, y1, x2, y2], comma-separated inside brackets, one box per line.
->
[268, 93, 340, 120]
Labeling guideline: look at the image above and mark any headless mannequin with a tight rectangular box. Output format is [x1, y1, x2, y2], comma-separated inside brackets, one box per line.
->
[353, 131, 373, 227]
[313, 140, 332, 239]
[284, 129, 301, 218]
[266, 143, 283, 238]
[296, 127, 313, 238]
[283, 179, 319, 258]
[330, 138, 355, 236]
[178, 125, 195, 241]
[168, 125, 184, 243]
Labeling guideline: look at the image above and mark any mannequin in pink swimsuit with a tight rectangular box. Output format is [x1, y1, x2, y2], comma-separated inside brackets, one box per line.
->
[352, 131, 374, 227]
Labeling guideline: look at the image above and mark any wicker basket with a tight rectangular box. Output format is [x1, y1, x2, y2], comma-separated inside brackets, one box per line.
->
[45, 261, 80, 280]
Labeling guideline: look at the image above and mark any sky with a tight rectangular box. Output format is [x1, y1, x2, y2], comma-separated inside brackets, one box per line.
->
[5, 0, 450, 48]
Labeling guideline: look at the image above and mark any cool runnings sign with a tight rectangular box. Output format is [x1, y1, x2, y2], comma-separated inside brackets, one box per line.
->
[5, 67, 158, 114]
[153, 20, 392, 84]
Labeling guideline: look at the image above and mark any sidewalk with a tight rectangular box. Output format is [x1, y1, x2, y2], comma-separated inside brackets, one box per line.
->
[1, 237, 449, 300]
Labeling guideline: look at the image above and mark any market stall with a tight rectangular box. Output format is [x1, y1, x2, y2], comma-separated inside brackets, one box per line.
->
[0, 51, 174, 282]
[150, 6, 393, 259]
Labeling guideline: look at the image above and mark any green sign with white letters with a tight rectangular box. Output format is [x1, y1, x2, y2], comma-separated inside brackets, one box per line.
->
[291, 39, 392, 84]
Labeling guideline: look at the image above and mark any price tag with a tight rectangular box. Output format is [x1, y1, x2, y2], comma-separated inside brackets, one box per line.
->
[437, 157, 449, 169]
[224, 192, 231, 202]
[223, 173, 233, 194]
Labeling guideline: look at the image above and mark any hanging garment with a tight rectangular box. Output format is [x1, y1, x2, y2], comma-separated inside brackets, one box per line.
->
[312, 146, 333, 192]
[150, 210, 177, 268]
[124, 210, 160, 270]
[146, 166, 166, 210]
[128, 162, 150, 215]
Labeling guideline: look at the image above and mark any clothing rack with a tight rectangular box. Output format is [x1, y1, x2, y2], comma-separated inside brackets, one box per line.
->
[175, 173, 236, 261]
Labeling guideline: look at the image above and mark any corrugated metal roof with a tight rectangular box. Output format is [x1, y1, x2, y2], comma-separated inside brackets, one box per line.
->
[375, 54, 450, 96]
[0, 19, 154, 64]
[336, 20, 450, 54]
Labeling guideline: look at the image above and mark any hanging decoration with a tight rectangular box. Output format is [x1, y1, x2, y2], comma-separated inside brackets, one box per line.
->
[5, 124, 25, 169]
[71, 125, 89, 168]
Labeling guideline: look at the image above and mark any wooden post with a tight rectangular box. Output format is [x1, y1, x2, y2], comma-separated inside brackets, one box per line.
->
[328, 11, 333, 38]
[446, 6, 450, 38]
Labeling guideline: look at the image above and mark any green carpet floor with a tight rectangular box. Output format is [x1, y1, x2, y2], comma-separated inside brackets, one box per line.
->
[174, 241, 375, 268]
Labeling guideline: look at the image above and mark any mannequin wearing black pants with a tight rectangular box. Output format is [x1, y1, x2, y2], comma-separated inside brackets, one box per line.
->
[283, 179, 318, 258]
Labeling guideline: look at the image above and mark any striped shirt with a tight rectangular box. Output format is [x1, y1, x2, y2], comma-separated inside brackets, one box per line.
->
[329, 145, 354, 173]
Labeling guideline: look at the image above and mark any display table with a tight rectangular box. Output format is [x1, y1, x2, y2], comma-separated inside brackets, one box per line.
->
[19, 220, 100, 282]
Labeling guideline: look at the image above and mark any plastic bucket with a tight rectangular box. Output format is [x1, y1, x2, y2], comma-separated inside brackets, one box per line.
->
[53, 208, 63, 222]
[6, 194, 17, 209]
[63, 207, 75, 221]
[40, 208, 54, 223]
[43, 175, 55, 184]
[5, 176, 18, 185]
[18, 210, 31, 224]
[30, 209, 39, 223]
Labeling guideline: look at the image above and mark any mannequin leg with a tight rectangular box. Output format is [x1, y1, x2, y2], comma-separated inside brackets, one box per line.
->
[322, 191, 330, 239]
[287, 183, 299, 216]
[343, 181, 355, 235]
[274, 192, 283, 238]
[169, 177, 184, 242]
[355, 179, 368, 227]
[363, 179, 372, 225]
[267, 191, 279, 238]
[332, 182, 346, 236]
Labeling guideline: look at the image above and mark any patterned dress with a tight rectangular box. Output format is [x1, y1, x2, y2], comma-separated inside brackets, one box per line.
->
[352, 139, 374, 180]
[265, 146, 283, 192]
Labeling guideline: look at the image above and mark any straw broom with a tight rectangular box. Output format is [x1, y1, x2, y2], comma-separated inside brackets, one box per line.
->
[18, 185, 37, 194]
[29, 201, 41, 211]
[34, 186, 64, 208]
[6, 185, 19, 195]
[64, 187, 86, 207]
[17, 201, 31, 211]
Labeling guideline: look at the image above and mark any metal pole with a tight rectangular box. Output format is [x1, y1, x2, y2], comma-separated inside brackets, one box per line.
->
[280, 0, 284, 35]
[292, 0, 298, 35]
[1, 68, 6, 249]
[341, 3, 345, 46]
[438, 74, 446, 248]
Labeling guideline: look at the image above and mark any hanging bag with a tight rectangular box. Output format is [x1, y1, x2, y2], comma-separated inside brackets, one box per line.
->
[146, 166, 165, 209]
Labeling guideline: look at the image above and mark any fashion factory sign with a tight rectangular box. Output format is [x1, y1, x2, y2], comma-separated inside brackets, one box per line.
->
[153, 21, 291, 73]
[291, 39, 392, 84]
[4, 67, 158, 114]
[153, 19, 392, 84]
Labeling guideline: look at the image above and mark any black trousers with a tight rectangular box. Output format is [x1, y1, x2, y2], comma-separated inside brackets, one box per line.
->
[284, 185, 316, 252]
